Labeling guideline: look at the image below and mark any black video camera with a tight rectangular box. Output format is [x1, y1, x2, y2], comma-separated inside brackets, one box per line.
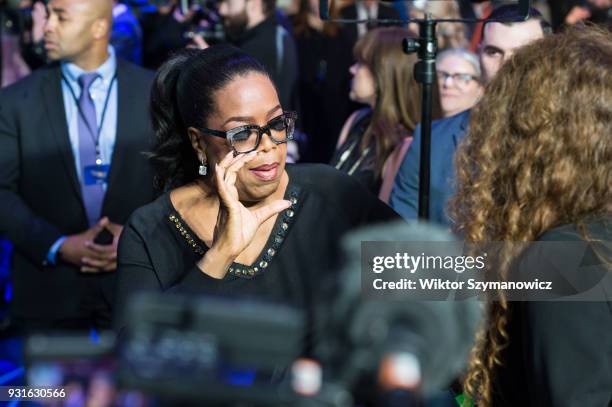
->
[117, 293, 308, 405]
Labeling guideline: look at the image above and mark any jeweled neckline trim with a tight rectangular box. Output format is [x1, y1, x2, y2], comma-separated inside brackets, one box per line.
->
[167, 186, 301, 279]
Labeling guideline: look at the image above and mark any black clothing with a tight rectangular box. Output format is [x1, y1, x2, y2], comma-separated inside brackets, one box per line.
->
[293, 24, 354, 163]
[330, 109, 380, 194]
[493, 217, 612, 406]
[114, 164, 399, 329]
[141, 11, 189, 70]
[20, 40, 46, 72]
[0, 60, 156, 330]
[231, 16, 298, 111]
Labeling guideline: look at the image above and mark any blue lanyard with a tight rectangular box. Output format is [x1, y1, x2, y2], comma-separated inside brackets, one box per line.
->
[61, 73, 117, 163]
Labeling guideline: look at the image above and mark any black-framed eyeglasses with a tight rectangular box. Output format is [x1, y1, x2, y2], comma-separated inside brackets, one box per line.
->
[436, 70, 480, 87]
[199, 111, 298, 154]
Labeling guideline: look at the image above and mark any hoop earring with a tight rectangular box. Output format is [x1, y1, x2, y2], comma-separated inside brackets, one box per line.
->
[198, 158, 207, 176]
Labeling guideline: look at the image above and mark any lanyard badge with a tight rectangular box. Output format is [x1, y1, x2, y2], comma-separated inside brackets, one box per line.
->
[62, 72, 117, 186]
[83, 163, 111, 185]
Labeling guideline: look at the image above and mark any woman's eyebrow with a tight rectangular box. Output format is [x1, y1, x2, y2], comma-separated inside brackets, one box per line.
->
[222, 105, 283, 126]
[266, 105, 282, 118]
[222, 116, 253, 126]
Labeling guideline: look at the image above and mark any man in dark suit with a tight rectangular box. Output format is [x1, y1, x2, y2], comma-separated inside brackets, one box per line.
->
[389, 5, 551, 226]
[0, 0, 155, 331]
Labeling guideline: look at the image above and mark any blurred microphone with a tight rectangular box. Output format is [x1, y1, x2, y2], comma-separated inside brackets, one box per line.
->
[314, 220, 482, 403]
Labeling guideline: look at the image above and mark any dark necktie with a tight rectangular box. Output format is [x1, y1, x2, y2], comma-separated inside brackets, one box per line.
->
[78, 73, 105, 227]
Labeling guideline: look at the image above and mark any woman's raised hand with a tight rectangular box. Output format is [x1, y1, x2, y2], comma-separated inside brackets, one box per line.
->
[197, 151, 291, 279]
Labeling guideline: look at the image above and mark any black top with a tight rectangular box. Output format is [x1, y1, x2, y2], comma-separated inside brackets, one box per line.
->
[141, 11, 190, 70]
[114, 164, 399, 329]
[231, 16, 298, 111]
[492, 216, 612, 406]
[330, 109, 380, 194]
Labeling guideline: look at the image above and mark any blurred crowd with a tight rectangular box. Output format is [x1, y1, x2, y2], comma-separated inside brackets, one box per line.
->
[1, 0, 610, 165]
[0, 0, 610, 405]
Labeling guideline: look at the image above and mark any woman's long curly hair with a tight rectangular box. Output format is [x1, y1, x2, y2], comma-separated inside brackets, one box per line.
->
[449, 25, 612, 406]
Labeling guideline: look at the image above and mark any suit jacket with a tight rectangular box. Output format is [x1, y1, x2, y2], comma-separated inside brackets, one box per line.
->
[0, 59, 156, 327]
[389, 109, 470, 226]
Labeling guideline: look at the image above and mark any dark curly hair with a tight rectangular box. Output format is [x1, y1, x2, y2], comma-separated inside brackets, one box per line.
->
[148, 45, 270, 191]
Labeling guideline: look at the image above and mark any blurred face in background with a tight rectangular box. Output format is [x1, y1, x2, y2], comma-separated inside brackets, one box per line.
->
[480, 20, 544, 82]
[437, 53, 483, 117]
[44, 0, 108, 63]
[349, 62, 376, 106]
[219, 0, 249, 40]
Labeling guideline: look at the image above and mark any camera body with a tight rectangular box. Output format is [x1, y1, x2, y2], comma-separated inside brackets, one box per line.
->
[117, 293, 306, 405]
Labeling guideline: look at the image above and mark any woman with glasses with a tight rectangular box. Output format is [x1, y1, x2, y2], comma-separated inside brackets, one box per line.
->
[436, 48, 484, 118]
[113, 45, 397, 329]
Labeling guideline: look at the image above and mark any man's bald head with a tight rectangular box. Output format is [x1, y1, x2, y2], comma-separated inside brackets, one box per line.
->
[61, 0, 113, 28]
[44, 0, 114, 69]
[89, 0, 113, 22]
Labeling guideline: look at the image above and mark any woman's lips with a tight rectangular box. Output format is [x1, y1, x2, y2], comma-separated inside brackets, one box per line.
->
[249, 163, 279, 181]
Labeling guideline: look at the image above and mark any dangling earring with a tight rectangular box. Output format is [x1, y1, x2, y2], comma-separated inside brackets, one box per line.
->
[198, 158, 207, 176]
